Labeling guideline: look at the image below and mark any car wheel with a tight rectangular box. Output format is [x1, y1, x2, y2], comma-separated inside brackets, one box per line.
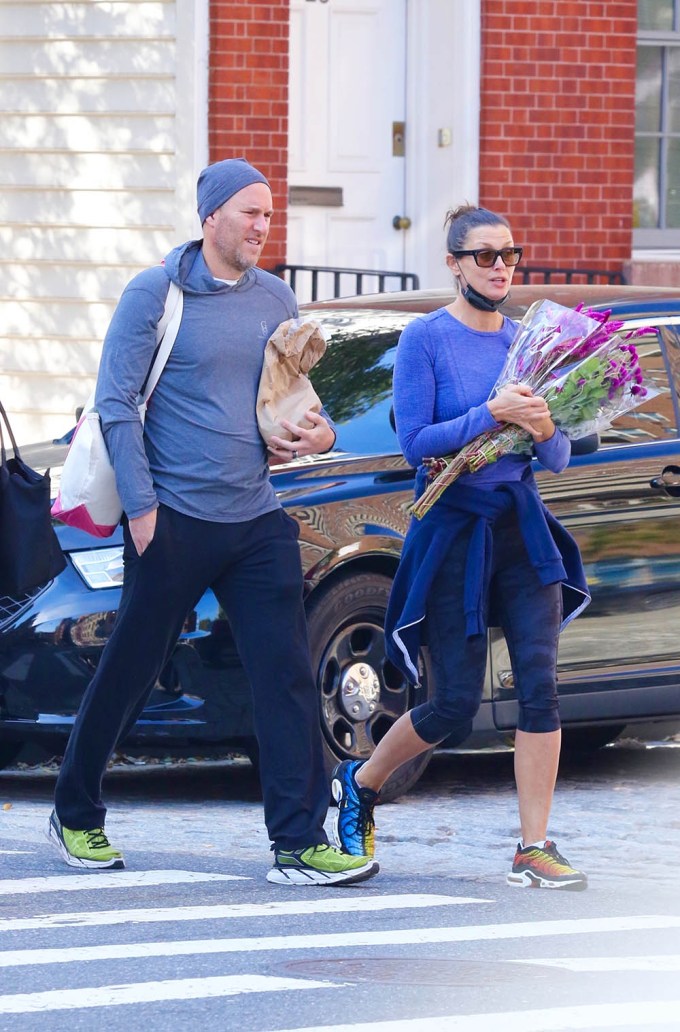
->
[560, 725, 625, 754]
[306, 572, 434, 803]
[0, 742, 23, 771]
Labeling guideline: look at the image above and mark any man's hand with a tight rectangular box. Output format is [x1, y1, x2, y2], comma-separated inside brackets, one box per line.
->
[488, 383, 555, 442]
[268, 410, 336, 462]
[129, 509, 157, 556]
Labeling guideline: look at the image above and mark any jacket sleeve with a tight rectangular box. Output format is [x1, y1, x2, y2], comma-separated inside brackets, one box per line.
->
[96, 273, 171, 519]
[533, 426, 571, 473]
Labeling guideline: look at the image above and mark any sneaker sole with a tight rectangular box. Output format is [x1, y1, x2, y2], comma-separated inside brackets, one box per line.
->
[46, 817, 125, 870]
[331, 775, 375, 859]
[266, 859, 379, 886]
[506, 870, 587, 891]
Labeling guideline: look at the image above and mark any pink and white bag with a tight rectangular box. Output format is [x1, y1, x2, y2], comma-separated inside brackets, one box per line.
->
[51, 282, 183, 537]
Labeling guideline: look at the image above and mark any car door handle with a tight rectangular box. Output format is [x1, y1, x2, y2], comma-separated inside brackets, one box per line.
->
[650, 464, 680, 497]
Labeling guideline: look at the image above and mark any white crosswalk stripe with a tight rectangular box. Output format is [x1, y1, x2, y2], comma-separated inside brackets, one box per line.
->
[0, 974, 341, 1014]
[0, 869, 246, 895]
[276, 1001, 680, 1031]
[511, 954, 680, 972]
[0, 892, 488, 933]
[0, 915, 677, 969]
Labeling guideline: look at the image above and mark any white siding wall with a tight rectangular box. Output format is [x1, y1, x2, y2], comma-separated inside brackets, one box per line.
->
[0, 0, 207, 445]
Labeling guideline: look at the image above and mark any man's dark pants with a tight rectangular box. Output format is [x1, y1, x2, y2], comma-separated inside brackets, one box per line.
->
[55, 504, 330, 850]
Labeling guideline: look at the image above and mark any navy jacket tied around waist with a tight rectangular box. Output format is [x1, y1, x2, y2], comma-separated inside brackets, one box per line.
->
[385, 477, 591, 684]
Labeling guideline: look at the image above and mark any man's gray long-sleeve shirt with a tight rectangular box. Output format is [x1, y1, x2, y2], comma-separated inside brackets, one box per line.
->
[95, 240, 298, 522]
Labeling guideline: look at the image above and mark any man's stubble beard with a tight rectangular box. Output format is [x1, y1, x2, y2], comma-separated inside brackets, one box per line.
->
[230, 247, 258, 274]
[214, 228, 263, 276]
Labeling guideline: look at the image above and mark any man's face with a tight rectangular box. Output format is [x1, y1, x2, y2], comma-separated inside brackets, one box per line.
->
[208, 182, 273, 278]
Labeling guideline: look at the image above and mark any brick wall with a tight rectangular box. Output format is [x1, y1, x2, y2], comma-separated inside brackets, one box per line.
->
[479, 1, 638, 278]
[208, 0, 289, 268]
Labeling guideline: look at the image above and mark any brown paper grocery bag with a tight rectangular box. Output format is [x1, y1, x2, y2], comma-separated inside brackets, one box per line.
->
[256, 318, 327, 445]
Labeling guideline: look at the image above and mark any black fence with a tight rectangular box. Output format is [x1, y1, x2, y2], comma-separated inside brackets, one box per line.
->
[272, 264, 420, 302]
[272, 262, 625, 301]
[514, 266, 626, 285]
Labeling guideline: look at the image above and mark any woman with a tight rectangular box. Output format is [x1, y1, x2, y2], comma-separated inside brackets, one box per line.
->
[332, 204, 590, 890]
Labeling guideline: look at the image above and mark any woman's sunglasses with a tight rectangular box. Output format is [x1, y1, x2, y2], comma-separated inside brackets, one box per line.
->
[451, 247, 523, 268]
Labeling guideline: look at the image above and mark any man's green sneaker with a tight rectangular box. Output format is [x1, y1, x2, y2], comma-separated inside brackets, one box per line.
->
[47, 809, 125, 870]
[267, 843, 379, 886]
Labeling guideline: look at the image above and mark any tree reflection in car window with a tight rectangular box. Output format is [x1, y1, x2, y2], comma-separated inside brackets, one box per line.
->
[308, 311, 417, 454]
[600, 327, 678, 444]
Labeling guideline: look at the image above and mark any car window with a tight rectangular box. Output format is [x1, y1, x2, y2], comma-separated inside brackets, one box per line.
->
[663, 321, 680, 410]
[310, 313, 411, 454]
[600, 327, 679, 444]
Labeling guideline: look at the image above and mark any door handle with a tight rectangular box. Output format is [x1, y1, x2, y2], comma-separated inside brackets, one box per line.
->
[650, 464, 680, 497]
[392, 215, 411, 230]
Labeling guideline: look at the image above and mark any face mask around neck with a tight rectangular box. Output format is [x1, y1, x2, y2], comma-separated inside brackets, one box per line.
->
[461, 280, 508, 313]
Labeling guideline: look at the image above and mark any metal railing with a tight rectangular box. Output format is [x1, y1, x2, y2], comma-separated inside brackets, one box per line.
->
[514, 266, 626, 285]
[272, 264, 420, 301]
[272, 262, 625, 300]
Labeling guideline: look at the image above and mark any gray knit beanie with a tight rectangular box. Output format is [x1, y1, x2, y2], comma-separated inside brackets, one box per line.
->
[196, 158, 270, 223]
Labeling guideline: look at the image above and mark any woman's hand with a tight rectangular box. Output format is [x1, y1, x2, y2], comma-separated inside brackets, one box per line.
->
[488, 383, 555, 442]
[268, 410, 336, 462]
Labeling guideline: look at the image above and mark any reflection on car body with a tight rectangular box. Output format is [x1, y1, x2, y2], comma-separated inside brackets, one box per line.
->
[1, 285, 680, 799]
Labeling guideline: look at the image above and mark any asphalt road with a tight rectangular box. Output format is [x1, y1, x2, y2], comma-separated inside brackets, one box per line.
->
[0, 741, 679, 1031]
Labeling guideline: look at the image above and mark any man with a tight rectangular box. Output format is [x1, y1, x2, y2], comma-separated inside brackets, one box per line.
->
[47, 158, 378, 887]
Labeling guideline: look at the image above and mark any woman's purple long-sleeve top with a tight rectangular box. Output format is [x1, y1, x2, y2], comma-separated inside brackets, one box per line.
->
[393, 308, 570, 487]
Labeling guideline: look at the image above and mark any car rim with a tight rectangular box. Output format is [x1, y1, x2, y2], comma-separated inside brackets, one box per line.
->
[318, 614, 416, 760]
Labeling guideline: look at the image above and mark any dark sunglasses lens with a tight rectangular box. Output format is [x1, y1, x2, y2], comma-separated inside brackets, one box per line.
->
[501, 248, 521, 266]
[474, 250, 497, 267]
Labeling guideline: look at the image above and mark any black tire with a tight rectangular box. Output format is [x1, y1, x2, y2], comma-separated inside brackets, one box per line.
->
[561, 725, 625, 754]
[0, 742, 24, 771]
[306, 572, 434, 803]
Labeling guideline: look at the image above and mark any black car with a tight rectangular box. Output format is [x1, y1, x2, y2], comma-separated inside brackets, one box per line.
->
[2, 285, 680, 800]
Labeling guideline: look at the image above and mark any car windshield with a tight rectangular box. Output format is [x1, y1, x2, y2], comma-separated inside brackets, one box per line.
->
[309, 310, 417, 454]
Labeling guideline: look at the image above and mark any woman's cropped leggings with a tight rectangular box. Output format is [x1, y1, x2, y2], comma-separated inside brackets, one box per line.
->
[409, 511, 563, 746]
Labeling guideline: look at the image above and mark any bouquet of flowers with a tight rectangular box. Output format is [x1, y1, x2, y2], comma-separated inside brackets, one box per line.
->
[410, 299, 659, 520]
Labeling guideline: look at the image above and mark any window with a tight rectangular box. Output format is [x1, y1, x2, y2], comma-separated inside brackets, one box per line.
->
[601, 327, 678, 444]
[309, 312, 413, 454]
[635, 1, 680, 245]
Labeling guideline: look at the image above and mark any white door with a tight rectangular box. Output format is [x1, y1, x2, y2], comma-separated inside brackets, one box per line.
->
[288, 0, 408, 302]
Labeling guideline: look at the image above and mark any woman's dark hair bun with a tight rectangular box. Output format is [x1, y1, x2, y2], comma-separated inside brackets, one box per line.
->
[444, 204, 477, 230]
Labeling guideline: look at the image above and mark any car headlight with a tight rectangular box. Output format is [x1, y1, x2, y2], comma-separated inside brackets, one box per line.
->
[71, 547, 124, 589]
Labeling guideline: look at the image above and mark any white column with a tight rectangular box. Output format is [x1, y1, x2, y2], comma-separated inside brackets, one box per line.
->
[405, 0, 481, 288]
[175, 0, 210, 241]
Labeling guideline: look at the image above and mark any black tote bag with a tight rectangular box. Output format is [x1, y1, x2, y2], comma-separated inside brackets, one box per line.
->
[0, 400, 66, 596]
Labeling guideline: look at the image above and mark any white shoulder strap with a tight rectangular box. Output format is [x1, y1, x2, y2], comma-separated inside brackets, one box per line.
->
[142, 281, 184, 403]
